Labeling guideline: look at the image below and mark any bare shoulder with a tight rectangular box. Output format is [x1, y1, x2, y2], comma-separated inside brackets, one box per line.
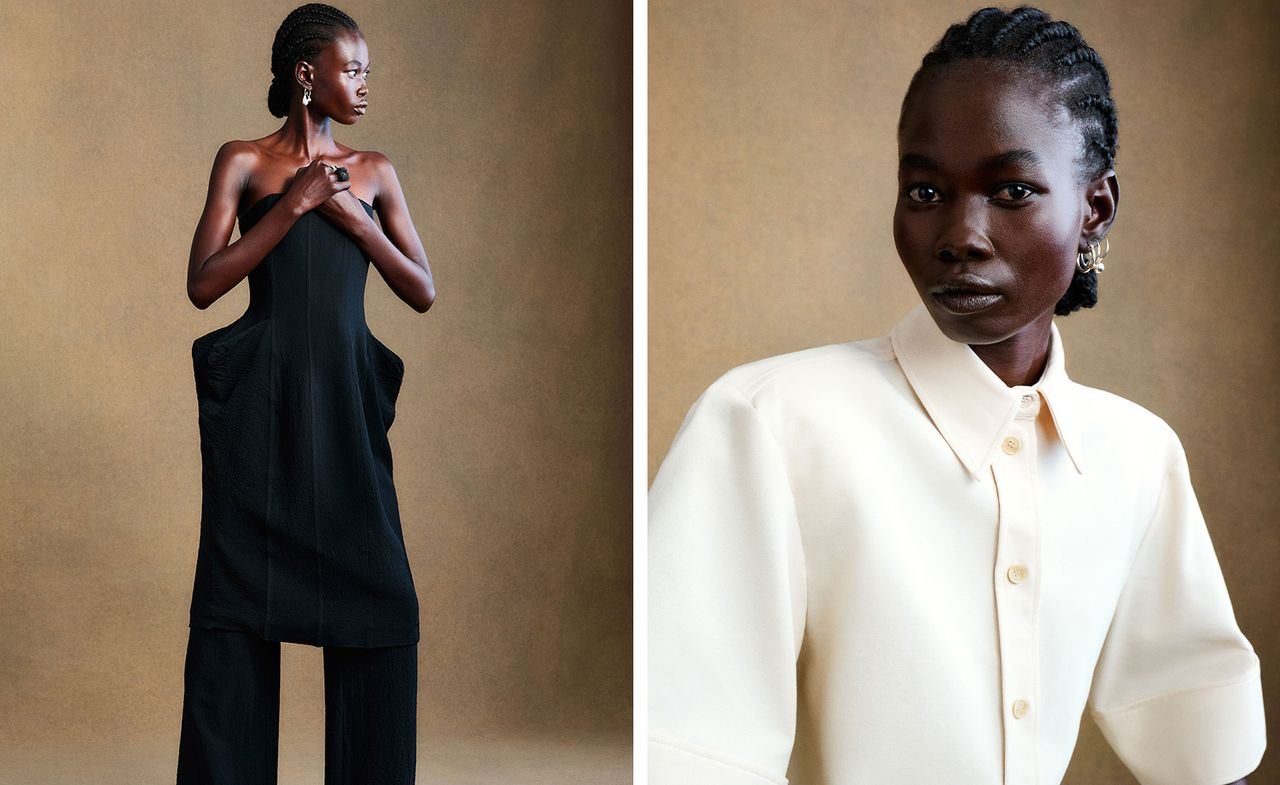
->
[327, 146, 393, 197]
[358, 150, 401, 202]
[209, 139, 261, 185]
[214, 138, 261, 163]
[361, 149, 396, 179]
[331, 144, 389, 168]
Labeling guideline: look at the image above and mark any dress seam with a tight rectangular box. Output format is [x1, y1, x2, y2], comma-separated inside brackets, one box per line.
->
[307, 213, 324, 640]
[362, 331, 374, 646]
[264, 252, 277, 638]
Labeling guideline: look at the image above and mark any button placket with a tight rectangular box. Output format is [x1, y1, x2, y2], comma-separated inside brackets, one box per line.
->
[991, 417, 1040, 784]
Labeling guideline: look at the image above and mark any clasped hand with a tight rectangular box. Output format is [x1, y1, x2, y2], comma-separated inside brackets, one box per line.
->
[289, 158, 372, 236]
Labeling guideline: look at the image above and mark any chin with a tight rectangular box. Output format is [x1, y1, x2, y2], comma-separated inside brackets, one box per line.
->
[921, 295, 1017, 346]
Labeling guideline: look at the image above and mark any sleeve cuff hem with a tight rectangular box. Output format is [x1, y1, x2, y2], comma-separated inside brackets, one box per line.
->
[648, 735, 788, 785]
[1090, 664, 1265, 785]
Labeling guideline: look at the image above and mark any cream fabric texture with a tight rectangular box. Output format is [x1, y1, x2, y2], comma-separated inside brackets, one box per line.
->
[648, 303, 1265, 785]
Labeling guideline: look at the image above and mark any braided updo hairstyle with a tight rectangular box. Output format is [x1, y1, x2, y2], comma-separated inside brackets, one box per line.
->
[266, 4, 361, 118]
[902, 6, 1118, 316]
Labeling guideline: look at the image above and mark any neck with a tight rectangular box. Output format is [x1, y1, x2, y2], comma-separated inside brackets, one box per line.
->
[969, 315, 1054, 388]
[274, 105, 337, 160]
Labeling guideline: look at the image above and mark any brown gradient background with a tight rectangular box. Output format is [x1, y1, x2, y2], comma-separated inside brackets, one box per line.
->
[650, 1, 1277, 782]
[0, 0, 631, 781]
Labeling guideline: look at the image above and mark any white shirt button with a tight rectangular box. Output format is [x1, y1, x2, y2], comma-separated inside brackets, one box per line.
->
[1007, 563, 1028, 584]
[1012, 698, 1030, 719]
[1001, 436, 1021, 455]
[1020, 394, 1035, 408]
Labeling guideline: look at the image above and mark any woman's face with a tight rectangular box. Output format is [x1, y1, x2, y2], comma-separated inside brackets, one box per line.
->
[304, 31, 370, 124]
[893, 61, 1102, 347]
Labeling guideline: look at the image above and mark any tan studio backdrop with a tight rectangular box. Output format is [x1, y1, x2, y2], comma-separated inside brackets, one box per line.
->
[650, 1, 1278, 782]
[0, 0, 631, 782]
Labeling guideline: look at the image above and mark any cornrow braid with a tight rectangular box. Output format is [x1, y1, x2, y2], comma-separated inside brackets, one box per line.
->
[990, 7, 1041, 50]
[266, 4, 360, 119]
[902, 6, 1118, 316]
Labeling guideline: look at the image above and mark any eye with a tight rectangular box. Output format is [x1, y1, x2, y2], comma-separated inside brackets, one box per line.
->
[993, 183, 1036, 201]
[904, 183, 942, 204]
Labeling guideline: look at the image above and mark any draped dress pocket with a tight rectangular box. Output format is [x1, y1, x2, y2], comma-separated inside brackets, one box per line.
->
[366, 330, 405, 430]
[192, 319, 272, 422]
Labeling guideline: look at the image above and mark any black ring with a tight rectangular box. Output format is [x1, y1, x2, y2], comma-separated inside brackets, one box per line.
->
[334, 166, 349, 182]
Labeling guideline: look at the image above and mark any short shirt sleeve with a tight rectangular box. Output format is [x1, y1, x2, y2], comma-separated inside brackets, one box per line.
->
[1087, 439, 1265, 785]
[648, 377, 806, 785]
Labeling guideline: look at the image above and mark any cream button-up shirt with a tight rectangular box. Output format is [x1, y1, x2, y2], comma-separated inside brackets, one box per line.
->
[648, 304, 1265, 785]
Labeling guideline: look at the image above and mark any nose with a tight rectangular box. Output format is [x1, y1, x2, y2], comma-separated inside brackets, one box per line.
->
[934, 198, 994, 262]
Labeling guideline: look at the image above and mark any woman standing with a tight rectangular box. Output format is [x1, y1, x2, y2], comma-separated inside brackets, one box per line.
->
[180, 4, 434, 782]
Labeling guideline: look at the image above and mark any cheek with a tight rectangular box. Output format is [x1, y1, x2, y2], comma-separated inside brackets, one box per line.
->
[892, 206, 929, 277]
[1000, 200, 1081, 294]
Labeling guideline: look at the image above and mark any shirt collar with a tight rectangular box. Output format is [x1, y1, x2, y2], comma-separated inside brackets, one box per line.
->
[889, 303, 1085, 480]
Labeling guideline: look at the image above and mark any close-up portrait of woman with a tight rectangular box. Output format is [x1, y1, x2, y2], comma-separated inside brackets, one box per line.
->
[649, 2, 1276, 784]
[0, 1, 631, 783]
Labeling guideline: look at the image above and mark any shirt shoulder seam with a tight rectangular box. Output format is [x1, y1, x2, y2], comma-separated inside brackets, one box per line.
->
[716, 367, 810, 659]
[715, 380, 799, 496]
[727, 340, 892, 400]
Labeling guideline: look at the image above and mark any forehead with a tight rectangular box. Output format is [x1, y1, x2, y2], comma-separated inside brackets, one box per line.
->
[898, 61, 1079, 170]
[326, 31, 368, 65]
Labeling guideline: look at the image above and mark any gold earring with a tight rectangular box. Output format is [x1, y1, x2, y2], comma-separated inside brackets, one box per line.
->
[1077, 236, 1109, 274]
[302, 86, 312, 106]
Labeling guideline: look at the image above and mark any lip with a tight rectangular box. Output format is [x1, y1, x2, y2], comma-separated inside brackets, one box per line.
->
[930, 273, 1000, 296]
[930, 274, 1003, 314]
[354, 103, 367, 114]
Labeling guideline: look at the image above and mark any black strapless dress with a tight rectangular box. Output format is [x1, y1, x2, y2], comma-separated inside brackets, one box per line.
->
[189, 193, 419, 648]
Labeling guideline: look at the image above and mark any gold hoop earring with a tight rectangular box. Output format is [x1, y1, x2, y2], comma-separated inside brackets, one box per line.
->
[302, 86, 312, 106]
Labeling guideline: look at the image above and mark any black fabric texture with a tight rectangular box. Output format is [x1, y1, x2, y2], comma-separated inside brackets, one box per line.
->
[177, 626, 418, 784]
[189, 193, 420, 648]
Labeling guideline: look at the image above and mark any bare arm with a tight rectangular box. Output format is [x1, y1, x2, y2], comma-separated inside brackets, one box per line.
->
[187, 145, 360, 309]
[348, 152, 435, 313]
[186, 142, 308, 310]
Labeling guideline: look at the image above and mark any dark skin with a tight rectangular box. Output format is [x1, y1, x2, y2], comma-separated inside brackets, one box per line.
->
[187, 29, 435, 313]
[894, 62, 1250, 785]
[893, 61, 1116, 388]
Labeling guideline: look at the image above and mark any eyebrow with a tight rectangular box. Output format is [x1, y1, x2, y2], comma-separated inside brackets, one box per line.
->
[899, 149, 1043, 173]
[345, 60, 370, 67]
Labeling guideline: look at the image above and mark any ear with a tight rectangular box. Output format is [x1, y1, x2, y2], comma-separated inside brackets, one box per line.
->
[294, 60, 314, 91]
[1079, 170, 1119, 252]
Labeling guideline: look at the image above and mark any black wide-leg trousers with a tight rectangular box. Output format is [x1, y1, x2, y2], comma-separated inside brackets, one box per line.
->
[176, 626, 417, 785]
